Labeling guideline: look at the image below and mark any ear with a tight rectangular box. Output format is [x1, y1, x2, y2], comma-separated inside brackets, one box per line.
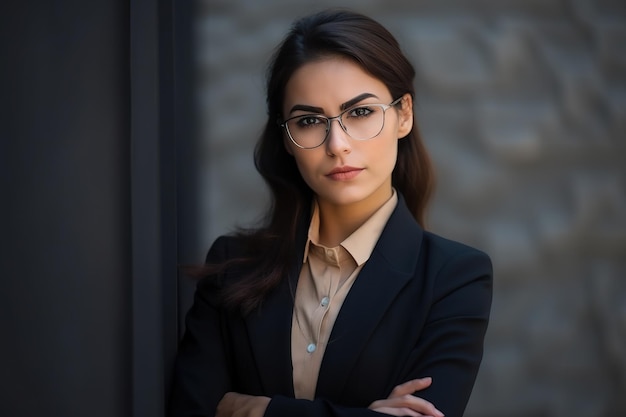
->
[396, 93, 414, 139]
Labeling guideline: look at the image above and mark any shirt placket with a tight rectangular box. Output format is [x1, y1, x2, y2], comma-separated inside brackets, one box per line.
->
[309, 246, 341, 353]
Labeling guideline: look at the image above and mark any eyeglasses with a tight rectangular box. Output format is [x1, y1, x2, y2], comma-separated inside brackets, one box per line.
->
[280, 97, 403, 149]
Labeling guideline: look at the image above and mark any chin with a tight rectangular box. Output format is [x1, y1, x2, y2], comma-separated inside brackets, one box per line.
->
[317, 189, 373, 207]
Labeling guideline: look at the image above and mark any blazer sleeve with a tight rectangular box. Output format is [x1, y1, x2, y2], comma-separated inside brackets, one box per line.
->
[397, 247, 493, 417]
[262, 247, 493, 417]
[168, 236, 232, 417]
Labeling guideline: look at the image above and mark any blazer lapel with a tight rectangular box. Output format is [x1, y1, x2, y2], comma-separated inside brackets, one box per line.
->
[315, 197, 423, 399]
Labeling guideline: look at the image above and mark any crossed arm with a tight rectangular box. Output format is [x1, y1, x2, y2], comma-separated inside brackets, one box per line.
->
[217, 378, 443, 417]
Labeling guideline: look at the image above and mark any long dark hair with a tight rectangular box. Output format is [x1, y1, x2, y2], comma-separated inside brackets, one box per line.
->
[206, 9, 434, 314]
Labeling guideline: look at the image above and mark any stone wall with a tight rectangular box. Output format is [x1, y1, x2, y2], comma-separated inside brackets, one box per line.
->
[195, 1, 626, 415]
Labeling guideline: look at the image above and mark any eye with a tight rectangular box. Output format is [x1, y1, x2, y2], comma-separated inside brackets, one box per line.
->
[296, 116, 325, 128]
[347, 106, 374, 118]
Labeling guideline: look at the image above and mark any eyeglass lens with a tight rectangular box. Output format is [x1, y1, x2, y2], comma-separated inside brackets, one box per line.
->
[286, 104, 387, 148]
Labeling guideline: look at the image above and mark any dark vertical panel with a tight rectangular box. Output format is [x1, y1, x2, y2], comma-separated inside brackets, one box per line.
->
[130, 0, 183, 414]
[0, 0, 189, 414]
[172, 0, 200, 341]
[170, 0, 199, 394]
[129, 0, 164, 415]
[0, 1, 130, 417]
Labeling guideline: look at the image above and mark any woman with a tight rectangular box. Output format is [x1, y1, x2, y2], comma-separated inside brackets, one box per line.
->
[169, 9, 492, 417]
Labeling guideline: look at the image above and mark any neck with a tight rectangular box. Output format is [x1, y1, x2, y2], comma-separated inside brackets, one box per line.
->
[317, 191, 392, 247]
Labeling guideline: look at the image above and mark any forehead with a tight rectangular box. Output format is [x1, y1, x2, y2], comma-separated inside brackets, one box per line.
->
[283, 57, 390, 112]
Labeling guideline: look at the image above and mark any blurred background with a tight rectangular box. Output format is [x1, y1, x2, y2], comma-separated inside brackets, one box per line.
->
[196, 1, 626, 416]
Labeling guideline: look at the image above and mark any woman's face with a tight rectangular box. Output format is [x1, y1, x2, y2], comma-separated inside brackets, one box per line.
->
[282, 56, 413, 212]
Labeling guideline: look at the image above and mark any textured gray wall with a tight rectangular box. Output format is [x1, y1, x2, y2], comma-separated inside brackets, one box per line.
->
[196, 1, 626, 416]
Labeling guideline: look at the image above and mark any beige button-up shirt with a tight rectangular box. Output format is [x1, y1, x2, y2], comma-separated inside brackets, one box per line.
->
[291, 190, 398, 399]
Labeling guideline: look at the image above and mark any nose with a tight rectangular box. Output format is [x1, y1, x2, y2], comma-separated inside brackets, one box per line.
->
[325, 117, 351, 156]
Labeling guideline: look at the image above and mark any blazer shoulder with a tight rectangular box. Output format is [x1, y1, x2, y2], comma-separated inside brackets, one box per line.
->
[196, 234, 249, 297]
[204, 234, 247, 264]
[420, 231, 493, 297]
[422, 231, 491, 267]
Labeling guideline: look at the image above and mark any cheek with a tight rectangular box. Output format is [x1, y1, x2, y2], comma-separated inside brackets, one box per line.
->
[370, 137, 399, 170]
[383, 121, 401, 165]
[291, 151, 330, 194]
[382, 148, 399, 177]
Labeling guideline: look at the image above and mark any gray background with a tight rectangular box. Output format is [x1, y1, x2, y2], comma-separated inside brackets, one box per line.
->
[196, 1, 626, 416]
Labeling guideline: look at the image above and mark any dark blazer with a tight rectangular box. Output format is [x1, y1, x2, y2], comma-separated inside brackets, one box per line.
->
[169, 197, 493, 417]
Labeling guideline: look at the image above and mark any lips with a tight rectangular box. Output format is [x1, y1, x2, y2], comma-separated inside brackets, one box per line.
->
[326, 166, 363, 181]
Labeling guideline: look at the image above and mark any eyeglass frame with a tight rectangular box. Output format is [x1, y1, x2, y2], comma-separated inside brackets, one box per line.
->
[279, 96, 404, 149]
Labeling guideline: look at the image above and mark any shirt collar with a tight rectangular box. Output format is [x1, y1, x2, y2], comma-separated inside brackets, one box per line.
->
[302, 189, 398, 266]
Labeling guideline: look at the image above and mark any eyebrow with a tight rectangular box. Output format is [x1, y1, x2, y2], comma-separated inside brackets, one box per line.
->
[340, 93, 378, 111]
[288, 92, 379, 115]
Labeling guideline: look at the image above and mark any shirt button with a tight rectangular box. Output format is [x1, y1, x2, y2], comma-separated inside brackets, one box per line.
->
[326, 249, 334, 258]
[307, 343, 317, 353]
[320, 296, 330, 307]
